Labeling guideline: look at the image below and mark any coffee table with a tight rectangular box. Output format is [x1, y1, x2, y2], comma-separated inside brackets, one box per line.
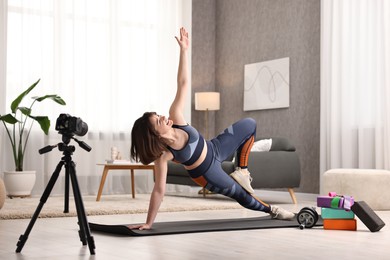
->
[96, 163, 155, 201]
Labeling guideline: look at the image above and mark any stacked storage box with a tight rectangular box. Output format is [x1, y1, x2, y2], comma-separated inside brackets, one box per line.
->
[317, 192, 356, 231]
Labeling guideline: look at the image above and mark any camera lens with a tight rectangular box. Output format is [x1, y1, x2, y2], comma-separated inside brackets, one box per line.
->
[55, 113, 88, 136]
[75, 120, 88, 136]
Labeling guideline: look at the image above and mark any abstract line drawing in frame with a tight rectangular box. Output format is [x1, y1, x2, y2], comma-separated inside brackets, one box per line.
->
[244, 57, 289, 111]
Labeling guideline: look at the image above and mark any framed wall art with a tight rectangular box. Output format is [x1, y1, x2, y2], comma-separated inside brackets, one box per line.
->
[244, 57, 290, 111]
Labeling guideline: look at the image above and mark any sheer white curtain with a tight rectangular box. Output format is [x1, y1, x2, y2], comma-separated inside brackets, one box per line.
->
[0, 0, 6, 153]
[320, 0, 390, 190]
[1, 0, 192, 196]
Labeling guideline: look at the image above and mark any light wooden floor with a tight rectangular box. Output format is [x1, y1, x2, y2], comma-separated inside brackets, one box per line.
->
[1, 191, 389, 260]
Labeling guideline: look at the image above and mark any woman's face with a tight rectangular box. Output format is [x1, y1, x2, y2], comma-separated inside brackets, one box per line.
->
[149, 114, 173, 136]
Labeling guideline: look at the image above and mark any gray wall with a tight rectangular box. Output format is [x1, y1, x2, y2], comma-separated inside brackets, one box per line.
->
[192, 0, 321, 193]
[191, 0, 217, 137]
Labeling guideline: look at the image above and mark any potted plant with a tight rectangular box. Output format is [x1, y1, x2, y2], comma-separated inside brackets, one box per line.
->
[0, 79, 66, 198]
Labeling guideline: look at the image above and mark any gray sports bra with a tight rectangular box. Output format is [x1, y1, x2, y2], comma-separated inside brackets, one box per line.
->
[167, 124, 205, 166]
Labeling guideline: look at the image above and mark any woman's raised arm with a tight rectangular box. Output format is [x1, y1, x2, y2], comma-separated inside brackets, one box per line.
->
[169, 27, 189, 125]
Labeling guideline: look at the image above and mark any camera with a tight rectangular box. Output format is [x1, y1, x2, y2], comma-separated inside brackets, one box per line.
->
[55, 113, 88, 136]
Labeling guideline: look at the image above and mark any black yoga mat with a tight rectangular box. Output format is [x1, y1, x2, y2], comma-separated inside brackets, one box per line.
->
[89, 215, 323, 236]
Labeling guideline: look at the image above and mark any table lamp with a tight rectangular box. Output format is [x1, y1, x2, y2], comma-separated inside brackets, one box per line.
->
[195, 92, 220, 139]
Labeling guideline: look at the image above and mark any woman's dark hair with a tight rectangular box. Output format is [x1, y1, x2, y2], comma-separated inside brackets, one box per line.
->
[130, 112, 166, 165]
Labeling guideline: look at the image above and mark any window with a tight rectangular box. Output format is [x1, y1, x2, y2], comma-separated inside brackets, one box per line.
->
[3, 0, 191, 195]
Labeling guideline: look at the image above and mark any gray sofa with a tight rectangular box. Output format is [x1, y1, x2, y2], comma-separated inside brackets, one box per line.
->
[166, 137, 301, 203]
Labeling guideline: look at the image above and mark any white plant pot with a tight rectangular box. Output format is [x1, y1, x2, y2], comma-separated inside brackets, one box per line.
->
[3, 171, 36, 198]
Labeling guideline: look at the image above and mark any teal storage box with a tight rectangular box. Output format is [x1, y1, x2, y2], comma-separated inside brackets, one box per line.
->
[321, 208, 355, 219]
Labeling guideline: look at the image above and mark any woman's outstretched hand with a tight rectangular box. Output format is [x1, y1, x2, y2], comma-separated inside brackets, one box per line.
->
[128, 223, 151, 230]
[175, 27, 189, 50]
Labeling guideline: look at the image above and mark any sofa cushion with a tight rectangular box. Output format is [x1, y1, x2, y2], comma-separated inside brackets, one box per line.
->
[257, 137, 296, 152]
[249, 151, 301, 188]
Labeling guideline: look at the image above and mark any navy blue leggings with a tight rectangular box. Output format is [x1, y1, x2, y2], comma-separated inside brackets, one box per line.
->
[188, 118, 271, 213]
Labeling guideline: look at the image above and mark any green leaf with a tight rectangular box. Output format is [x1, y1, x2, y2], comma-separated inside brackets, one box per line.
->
[18, 107, 32, 116]
[11, 79, 41, 113]
[53, 95, 66, 105]
[30, 116, 50, 134]
[33, 94, 66, 105]
[0, 114, 19, 124]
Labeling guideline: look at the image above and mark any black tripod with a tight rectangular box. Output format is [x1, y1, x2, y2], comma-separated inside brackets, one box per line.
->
[16, 134, 96, 255]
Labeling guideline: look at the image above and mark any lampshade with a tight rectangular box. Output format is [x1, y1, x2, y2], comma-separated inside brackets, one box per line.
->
[195, 92, 220, 111]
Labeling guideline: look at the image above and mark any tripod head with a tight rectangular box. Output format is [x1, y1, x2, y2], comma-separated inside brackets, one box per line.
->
[39, 114, 91, 155]
[39, 133, 92, 155]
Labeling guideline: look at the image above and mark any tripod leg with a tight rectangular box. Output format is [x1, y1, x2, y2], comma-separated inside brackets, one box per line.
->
[16, 161, 65, 253]
[64, 170, 69, 213]
[68, 161, 96, 255]
[65, 163, 86, 246]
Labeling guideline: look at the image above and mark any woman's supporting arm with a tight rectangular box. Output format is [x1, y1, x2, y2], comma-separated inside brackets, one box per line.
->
[128, 152, 170, 230]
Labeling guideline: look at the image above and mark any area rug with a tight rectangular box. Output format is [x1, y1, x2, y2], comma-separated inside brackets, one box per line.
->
[0, 194, 241, 220]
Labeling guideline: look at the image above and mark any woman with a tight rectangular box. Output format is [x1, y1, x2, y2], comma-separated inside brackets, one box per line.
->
[130, 27, 294, 230]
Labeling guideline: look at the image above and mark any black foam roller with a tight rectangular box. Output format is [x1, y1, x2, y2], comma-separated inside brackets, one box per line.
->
[351, 201, 385, 232]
